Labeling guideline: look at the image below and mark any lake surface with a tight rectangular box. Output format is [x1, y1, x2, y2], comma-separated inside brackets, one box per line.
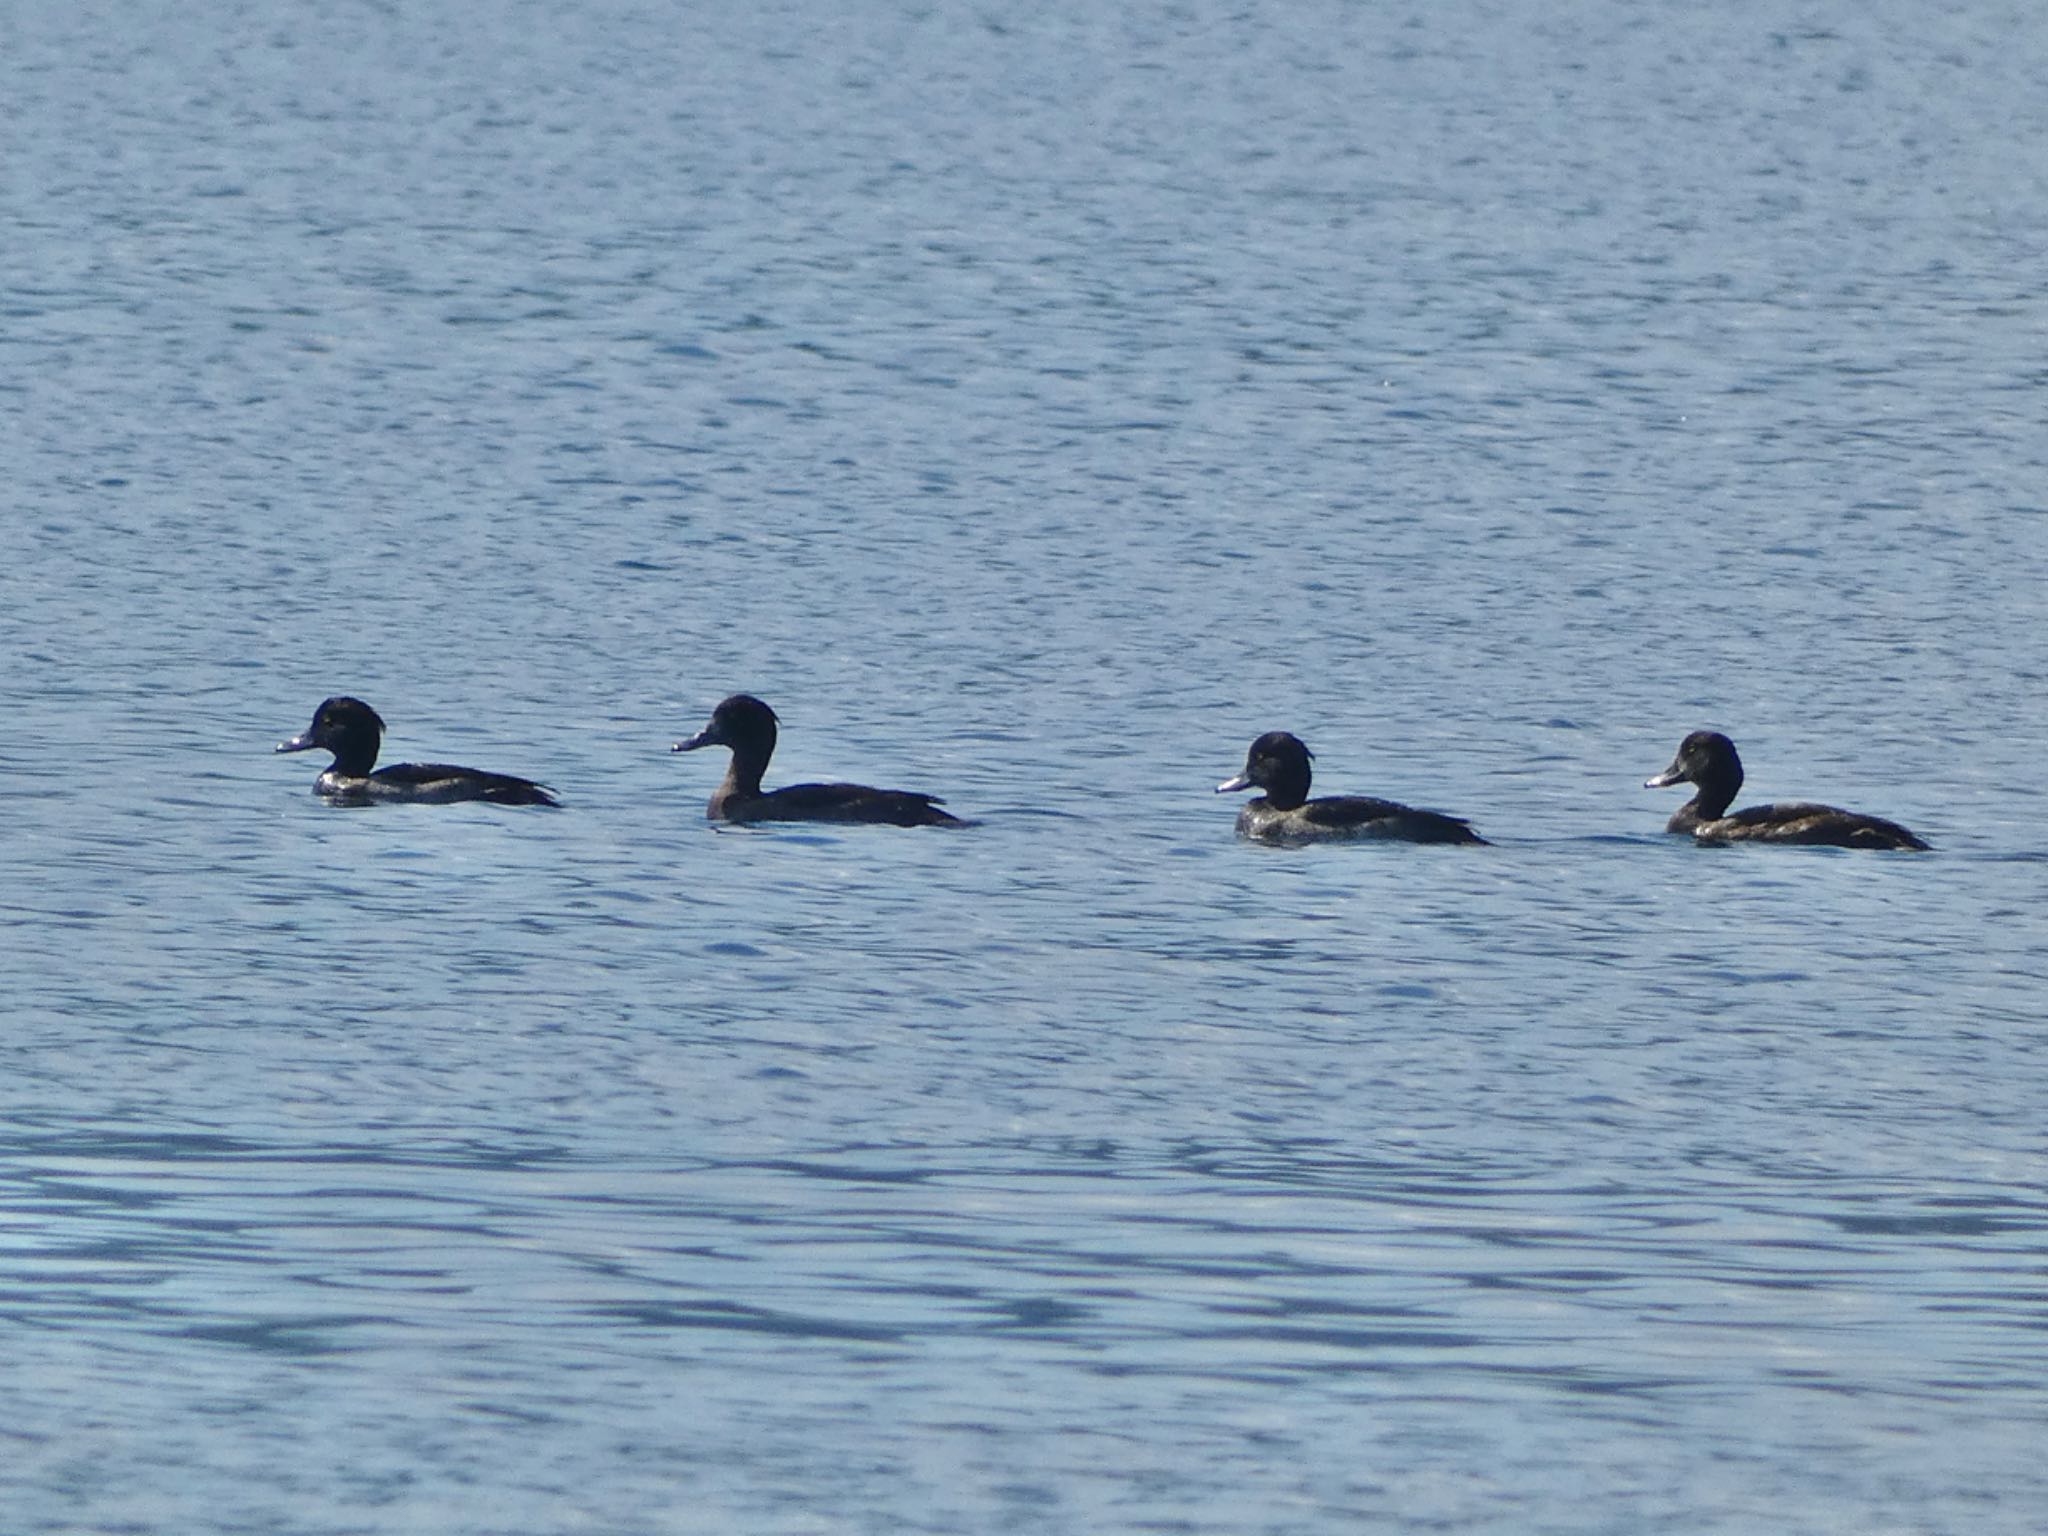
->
[6, 2, 2048, 1531]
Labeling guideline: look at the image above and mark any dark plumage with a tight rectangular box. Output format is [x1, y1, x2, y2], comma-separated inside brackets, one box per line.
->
[275, 696, 559, 807]
[1645, 730, 1928, 850]
[1215, 730, 1485, 845]
[671, 694, 966, 827]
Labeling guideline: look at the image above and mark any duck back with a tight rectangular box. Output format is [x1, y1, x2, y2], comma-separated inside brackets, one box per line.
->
[1698, 802, 1929, 851]
[1238, 794, 1485, 845]
[733, 781, 964, 828]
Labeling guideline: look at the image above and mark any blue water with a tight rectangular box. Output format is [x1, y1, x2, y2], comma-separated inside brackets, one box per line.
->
[7, 2, 2048, 1531]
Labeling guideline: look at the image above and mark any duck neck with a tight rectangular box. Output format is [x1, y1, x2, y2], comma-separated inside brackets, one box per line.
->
[1262, 764, 1312, 812]
[715, 745, 769, 807]
[1686, 767, 1739, 823]
[327, 734, 380, 778]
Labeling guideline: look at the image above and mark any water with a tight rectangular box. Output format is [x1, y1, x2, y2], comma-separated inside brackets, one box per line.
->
[6, 1, 2048, 1530]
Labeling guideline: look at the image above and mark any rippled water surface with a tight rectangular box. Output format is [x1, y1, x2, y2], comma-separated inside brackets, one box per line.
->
[7, 2, 2048, 1531]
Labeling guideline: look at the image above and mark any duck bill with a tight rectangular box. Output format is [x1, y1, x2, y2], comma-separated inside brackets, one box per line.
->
[672, 730, 718, 753]
[1215, 773, 1253, 794]
[1644, 763, 1687, 789]
[275, 732, 318, 754]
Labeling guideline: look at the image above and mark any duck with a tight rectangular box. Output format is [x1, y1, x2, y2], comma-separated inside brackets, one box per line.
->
[672, 694, 967, 827]
[275, 696, 559, 807]
[1216, 730, 1485, 845]
[1645, 730, 1927, 850]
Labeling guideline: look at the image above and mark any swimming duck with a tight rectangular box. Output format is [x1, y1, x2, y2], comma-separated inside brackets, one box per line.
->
[1216, 730, 1485, 845]
[276, 696, 559, 807]
[672, 694, 966, 827]
[1645, 730, 1927, 850]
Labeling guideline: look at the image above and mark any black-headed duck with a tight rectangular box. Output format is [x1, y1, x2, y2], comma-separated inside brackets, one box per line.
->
[1646, 730, 1927, 850]
[276, 696, 559, 807]
[672, 694, 966, 827]
[1217, 730, 1485, 845]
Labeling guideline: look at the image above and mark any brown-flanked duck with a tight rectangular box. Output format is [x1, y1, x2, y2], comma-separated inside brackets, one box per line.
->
[1646, 730, 1927, 850]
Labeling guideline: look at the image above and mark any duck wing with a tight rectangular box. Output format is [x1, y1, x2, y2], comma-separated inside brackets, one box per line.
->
[752, 781, 965, 827]
[1698, 801, 1926, 850]
[372, 762, 561, 807]
[1299, 796, 1487, 845]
